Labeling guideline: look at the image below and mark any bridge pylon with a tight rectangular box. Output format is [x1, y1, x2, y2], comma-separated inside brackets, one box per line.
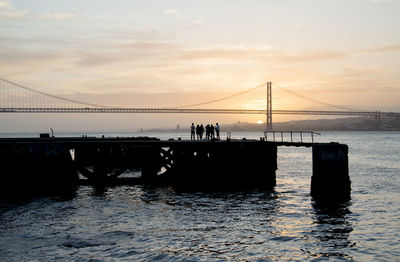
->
[266, 82, 273, 131]
[375, 111, 382, 130]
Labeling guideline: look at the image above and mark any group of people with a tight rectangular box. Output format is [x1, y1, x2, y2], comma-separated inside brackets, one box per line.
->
[191, 123, 220, 140]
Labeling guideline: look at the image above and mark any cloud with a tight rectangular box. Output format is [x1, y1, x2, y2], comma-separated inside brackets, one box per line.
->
[105, 27, 171, 42]
[0, 1, 111, 21]
[164, 9, 188, 19]
[0, 1, 10, 8]
[0, 1, 29, 18]
[179, 44, 400, 64]
[75, 41, 179, 67]
[163, 8, 203, 25]
[180, 45, 347, 63]
[39, 12, 78, 20]
[370, 0, 400, 3]
[362, 45, 400, 53]
[192, 19, 203, 25]
[0, 1, 76, 20]
[164, 9, 178, 15]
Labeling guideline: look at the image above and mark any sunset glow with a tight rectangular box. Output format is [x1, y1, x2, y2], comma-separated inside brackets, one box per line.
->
[0, 0, 399, 131]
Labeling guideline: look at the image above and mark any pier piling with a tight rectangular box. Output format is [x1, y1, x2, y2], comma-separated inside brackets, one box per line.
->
[311, 143, 351, 201]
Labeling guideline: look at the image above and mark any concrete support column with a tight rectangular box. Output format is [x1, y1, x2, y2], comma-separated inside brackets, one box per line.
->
[311, 143, 351, 201]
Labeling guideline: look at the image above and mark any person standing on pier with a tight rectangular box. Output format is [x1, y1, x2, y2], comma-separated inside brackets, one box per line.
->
[210, 124, 215, 139]
[196, 124, 200, 140]
[191, 123, 195, 140]
[200, 124, 205, 140]
[205, 124, 210, 140]
[216, 123, 220, 140]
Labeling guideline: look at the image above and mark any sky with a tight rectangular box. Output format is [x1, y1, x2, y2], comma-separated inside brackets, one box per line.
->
[0, 0, 400, 132]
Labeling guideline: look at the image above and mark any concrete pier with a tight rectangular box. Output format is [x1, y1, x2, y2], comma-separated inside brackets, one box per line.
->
[0, 137, 350, 200]
[71, 139, 277, 188]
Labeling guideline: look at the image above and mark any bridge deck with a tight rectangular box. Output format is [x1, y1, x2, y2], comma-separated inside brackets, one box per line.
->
[0, 107, 399, 117]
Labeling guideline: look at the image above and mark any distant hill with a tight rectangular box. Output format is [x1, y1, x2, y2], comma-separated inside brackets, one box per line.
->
[224, 116, 399, 131]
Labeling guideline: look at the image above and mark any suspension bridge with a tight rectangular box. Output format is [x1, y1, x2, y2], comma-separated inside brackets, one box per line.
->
[0, 78, 399, 130]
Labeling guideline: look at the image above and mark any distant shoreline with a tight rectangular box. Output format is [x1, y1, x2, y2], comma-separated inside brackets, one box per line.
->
[139, 116, 400, 133]
[0, 116, 399, 134]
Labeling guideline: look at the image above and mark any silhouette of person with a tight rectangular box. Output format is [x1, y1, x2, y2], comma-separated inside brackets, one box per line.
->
[200, 124, 204, 140]
[210, 124, 215, 139]
[205, 124, 210, 140]
[216, 123, 220, 140]
[191, 123, 195, 140]
[196, 124, 200, 140]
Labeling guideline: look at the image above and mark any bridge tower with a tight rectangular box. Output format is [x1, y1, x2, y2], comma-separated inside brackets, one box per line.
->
[375, 111, 382, 130]
[266, 82, 273, 131]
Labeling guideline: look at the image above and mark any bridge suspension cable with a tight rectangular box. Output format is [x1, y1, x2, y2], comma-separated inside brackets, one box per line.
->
[0, 77, 111, 108]
[273, 83, 358, 111]
[171, 82, 268, 109]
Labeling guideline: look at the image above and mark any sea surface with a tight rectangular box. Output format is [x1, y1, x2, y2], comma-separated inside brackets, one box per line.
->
[0, 131, 399, 261]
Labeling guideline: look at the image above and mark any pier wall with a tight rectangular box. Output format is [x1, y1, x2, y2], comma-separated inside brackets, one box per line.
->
[160, 141, 277, 188]
[0, 143, 78, 198]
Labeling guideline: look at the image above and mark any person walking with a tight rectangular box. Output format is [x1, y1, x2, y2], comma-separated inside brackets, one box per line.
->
[191, 123, 195, 140]
[216, 123, 220, 140]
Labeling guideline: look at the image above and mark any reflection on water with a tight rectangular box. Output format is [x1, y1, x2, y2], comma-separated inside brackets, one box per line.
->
[306, 200, 354, 260]
[0, 183, 389, 261]
[0, 174, 361, 261]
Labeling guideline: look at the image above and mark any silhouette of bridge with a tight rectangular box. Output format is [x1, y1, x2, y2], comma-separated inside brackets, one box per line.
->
[1, 78, 399, 130]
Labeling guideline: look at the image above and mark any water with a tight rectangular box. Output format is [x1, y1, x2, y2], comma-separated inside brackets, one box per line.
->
[0, 131, 399, 261]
